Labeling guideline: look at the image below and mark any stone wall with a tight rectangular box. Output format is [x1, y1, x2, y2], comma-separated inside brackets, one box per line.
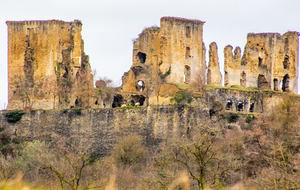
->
[0, 106, 209, 156]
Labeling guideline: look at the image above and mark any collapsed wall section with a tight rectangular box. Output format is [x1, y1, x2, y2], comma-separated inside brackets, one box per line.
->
[240, 32, 298, 93]
[7, 20, 93, 110]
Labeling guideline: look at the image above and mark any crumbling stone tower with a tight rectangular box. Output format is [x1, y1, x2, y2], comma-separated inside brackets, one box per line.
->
[121, 17, 206, 105]
[7, 20, 93, 110]
[224, 32, 299, 93]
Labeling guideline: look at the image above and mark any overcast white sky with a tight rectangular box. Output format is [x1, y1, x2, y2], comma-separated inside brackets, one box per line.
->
[0, 0, 299, 110]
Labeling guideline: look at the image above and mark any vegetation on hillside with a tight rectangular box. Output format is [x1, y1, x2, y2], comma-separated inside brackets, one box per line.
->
[1, 93, 300, 189]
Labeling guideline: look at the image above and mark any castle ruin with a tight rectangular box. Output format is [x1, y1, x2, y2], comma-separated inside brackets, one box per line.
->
[6, 17, 299, 111]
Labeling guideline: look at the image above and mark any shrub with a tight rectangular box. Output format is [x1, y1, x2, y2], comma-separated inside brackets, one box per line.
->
[5, 111, 25, 123]
[112, 135, 146, 165]
[245, 115, 254, 123]
[227, 113, 239, 123]
[73, 108, 82, 115]
[170, 91, 193, 105]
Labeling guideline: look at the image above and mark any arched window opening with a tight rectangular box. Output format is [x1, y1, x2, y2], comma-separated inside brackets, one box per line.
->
[137, 52, 146, 63]
[75, 99, 80, 107]
[273, 78, 278, 91]
[249, 103, 254, 112]
[283, 54, 290, 69]
[226, 100, 233, 110]
[237, 102, 243, 111]
[95, 100, 98, 105]
[240, 72, 246, 87]
[184, 65, 191, 83]
[282, 74, 290, 92]
[186, 26, 191, 38]
[186, 47, 190, 58]
[258, 57, 262, 66]
[137, 80, 145, 91]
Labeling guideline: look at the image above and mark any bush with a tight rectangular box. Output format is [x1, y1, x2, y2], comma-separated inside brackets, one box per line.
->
[112, 135, 146, 165]
[170, 91, 193, 105]
[73, 108, 82, 115]
[245, 115, 254, 123]
[227, 113, 239, 123]
[5, 111, 25, 123]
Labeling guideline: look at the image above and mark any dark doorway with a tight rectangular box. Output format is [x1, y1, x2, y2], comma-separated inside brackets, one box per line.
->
[282, 74, 290, 92]
[249, 103, 254, 112]
[237, 102, 243, 111]
[273, 78, 278, 91]
[226, 100, 233, 110]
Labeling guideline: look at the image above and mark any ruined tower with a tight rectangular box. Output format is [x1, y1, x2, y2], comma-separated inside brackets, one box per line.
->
[225, 32, 299, 93]
[121, 17, 206, 105]
[207, 42, 222, 86]
[7, 20, 93, 110]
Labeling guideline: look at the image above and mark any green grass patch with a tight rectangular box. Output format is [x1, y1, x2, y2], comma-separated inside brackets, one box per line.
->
[171, 83, 192, 91]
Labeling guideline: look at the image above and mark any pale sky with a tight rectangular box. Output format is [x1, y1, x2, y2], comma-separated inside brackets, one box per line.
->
[1, 0, 300, 110]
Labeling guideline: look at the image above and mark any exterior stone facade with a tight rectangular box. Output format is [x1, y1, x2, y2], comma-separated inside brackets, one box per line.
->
[225, 32, 299, 93]
[7, 20, 93, 110]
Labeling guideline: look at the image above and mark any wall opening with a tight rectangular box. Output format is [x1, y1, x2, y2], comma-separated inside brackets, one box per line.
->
[237, 102, 243, 111]
[138, 96, 145, 106]
[112, 94, 123, 108]
[258, 57, 262, 66]
[184, 65, 191, 83]
[136, 80, 145, 91]
[249, 103, 254, 112]
[131, 100, 135, 106]
[137, 52, 146, 63]
[283, 54, 290, 69]
[240, 72, 246, 87]
[273, 78, 278, 91]
[95, 100, 98, 105]
[282, 74, 290, 92]
[186, 26, 191, 38]
[186, 47, 190, 58]
[226, 100, 233, 110]
[75, 99, 80, 107]
[224, 71, 229, 86]
[258, 74, 269, 89]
